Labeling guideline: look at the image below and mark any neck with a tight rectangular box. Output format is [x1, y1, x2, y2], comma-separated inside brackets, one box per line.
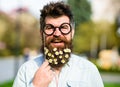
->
[52, 67, 62, 75]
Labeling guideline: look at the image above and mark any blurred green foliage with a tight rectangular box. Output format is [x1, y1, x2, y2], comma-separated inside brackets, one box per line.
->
[0, 1, 120, 57]
[0, 80, 13, 87]
[73, 21, 119, 57]
[0, 11, 119, 57]
[0, 11, 41, 57]
[68, 0, 120, 57]
[68, 0, 91, 26]
[105, 83, 120, 87]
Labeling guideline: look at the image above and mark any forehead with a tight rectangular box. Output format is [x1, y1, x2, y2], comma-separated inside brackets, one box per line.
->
[45, 15, 70, 26]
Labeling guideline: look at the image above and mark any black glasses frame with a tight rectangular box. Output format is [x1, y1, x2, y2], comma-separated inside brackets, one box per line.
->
[43, 23, 72, 36]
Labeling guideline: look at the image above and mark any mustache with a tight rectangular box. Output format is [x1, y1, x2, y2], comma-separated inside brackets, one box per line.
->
[47, 37, 68, 44]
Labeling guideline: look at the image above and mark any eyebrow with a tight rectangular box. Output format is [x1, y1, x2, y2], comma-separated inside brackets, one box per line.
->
[45, 22, 70, 26]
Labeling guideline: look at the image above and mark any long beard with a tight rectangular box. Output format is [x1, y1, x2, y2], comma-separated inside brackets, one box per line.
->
[41, 36, 73, 68]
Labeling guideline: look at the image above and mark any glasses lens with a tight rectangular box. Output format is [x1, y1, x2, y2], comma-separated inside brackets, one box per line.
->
[44, 24, 54, 35]
[60, 23, 71, 34]
[43, 23, 72, 35]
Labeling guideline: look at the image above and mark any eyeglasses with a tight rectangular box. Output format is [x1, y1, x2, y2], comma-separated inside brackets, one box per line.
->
[43, 23, 72, 36]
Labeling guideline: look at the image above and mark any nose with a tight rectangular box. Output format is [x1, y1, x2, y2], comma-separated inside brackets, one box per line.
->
[53, 28, 61, 36]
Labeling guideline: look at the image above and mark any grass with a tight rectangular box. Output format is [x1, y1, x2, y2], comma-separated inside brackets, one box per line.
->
[0, 80, 120, 87]
[0, 80, 13, 87]
[104, 83, 120, 87]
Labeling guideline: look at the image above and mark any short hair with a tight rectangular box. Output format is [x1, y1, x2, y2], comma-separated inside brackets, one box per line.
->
[40, 1, 74, 30]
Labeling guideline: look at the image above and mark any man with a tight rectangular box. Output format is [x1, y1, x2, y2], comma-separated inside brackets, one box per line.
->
[13, 1, 104, 87]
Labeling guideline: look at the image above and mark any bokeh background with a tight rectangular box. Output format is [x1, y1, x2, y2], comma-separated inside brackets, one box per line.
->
[0, 0, 120, 87]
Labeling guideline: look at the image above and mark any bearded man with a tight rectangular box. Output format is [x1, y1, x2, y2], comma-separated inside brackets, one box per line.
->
[13, 1, 104, 87]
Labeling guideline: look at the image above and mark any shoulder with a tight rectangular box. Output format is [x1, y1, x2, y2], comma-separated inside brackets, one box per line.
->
[70, 54, 97, 70]
[13, 54, 45, 86]
[19, 54, 44, 72]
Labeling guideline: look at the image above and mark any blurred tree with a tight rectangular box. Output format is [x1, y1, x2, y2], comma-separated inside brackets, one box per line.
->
[0, 9, 41, 56]
[73, 21, 94, 55]
[116, 11, 120, 53]
[67, 0, 92, 56]
[94, 21, 118, 50]
[0, 12, 15, 56]
[0, 12, 14, 40]
[67, 0, 91, 26]
[73, 21, 118, 58]
[18, 12, 41, 50]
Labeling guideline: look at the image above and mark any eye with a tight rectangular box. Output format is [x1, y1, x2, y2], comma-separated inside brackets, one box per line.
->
[61, 24, 69, 29]
[45, 25, 53, 30]
[43, 24, 55, 35]
[59, 23, 71, 34]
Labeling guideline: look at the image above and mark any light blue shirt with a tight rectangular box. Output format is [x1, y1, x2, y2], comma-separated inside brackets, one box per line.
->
[13, 54, 104, 87]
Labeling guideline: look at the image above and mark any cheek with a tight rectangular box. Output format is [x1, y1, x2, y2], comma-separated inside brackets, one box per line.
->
[45, 36, 49, 40]
[45, 35, 52, 42]
[65, 32, 74, 41]
[65, 36, 71, 41]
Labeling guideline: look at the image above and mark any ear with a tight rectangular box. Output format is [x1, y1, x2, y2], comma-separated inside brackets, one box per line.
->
[71, 29, 75, 39]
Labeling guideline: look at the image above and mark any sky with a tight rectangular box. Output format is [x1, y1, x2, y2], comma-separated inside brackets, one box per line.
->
[0, 0, 60, 18]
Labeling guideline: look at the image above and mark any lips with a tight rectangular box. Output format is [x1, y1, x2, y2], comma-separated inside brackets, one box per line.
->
[51, 39, 63, 43]
[50, 39, 64, 47]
